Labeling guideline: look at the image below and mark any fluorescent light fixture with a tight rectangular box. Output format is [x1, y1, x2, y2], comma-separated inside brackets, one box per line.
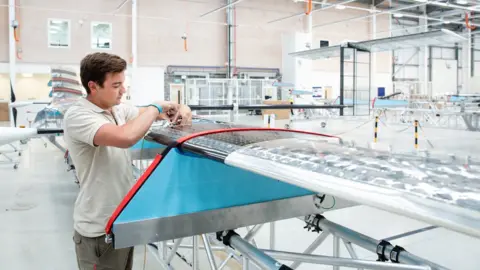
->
[456, 0, 468, 4]
[393, 13, 404, 18]
[444, 21, 451, 24]
[415, 0, 428, 2]
[335, 4, 346, 9]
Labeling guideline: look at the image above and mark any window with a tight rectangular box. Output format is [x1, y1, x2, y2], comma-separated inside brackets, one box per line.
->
[91, 22, 112, 50]
[48, 19, 70, 48]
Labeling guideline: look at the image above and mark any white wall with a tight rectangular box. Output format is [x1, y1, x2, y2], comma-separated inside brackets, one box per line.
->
[0, 63, 165, 104]
[431, 59, 457, 96]
[129, 67, 165, 106]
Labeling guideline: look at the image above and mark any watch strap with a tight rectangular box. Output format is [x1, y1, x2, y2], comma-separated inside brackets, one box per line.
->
[148, 104, 163, 114]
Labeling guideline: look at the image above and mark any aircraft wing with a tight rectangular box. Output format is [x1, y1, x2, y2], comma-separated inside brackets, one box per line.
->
[225, 137, 480, 239]
[106, 118, 480, 250]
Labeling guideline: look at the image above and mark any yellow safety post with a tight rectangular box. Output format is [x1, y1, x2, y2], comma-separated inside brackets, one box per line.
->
[414, 120, 418, 149]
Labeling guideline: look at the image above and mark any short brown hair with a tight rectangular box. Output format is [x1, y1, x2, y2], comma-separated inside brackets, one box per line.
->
[80, 52, 127, 94]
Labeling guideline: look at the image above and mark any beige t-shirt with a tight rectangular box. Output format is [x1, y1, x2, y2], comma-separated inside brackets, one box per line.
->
[63, 98, 139, 237]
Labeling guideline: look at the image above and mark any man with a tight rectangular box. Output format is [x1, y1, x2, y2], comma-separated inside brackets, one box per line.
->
[63, 52, 192, 270]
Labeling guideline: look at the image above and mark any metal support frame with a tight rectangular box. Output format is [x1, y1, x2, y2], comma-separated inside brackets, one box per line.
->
[144, 212, 450, 270]
[8, 0, 15, 128]
[302, 214, 449, 270]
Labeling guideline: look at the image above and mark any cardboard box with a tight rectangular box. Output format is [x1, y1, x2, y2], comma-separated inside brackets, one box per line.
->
[0, 103, 9, 121]
[262, 100, 291, 120]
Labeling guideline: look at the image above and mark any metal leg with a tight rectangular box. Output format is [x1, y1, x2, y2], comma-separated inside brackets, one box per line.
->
[166, 238, 183, 265]
[342, 239, 362, 270]
[193, 236, 199, 270]
[270, 222, 275, 250]
[146, 244, 173, 270]
[333, 236, 340, 270]
[163, 241, 168, 260]
[244, 224, 264, 242]
[290, 230, 331, 269]
[202, 234, 218, 270]
[218, 253, 234, 270]
[245, 226, 258, 247]
[243, 257, 250, 270]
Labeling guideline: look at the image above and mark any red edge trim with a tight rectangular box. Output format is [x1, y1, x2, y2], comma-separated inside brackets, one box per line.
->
[105, 153, 163, 235]
[176, 127, 339, 145]
[104, 127, 338, 235]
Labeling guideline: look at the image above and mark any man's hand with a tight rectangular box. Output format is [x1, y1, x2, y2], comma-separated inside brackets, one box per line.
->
[170, 104, 192, 125]
[151, 101, 192, 125]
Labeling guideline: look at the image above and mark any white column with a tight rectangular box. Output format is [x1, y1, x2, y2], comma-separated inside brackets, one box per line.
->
[422, 6, 429, 97]
[8, 0, 16, 127]
[132, 0, 137, 69]
[388, 0, 393, 94]
[371, 3, 376, 98]
[130, 0, 139, 103]
[462, 25, 471, 94]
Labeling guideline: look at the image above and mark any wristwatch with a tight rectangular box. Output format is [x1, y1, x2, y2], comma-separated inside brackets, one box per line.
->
[148, 104, 163, 114]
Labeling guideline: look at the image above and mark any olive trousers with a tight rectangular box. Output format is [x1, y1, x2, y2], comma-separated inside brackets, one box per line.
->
[73, 230, 134, 270]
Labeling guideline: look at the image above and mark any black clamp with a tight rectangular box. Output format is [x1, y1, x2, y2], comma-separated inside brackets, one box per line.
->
[376, 240, 392, 262]
[303, 214, 325, 233]
[313, 194, 326, 209]
[390, 245, 406, 263]
[216, 230, 239, 248]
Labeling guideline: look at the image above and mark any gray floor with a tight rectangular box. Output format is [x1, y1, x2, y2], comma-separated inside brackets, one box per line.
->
[1, 115, 480, 270]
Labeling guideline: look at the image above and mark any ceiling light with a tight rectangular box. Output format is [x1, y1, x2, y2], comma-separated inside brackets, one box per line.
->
[393, 13, 404, 18]
[444, 21, 451, 24]
[456, 0, 468, 4]
[335, 5, 346, 9]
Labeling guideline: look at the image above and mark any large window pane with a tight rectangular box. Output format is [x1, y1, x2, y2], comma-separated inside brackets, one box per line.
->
[48, 19, 70, 48]
[91, 22, 112, 50]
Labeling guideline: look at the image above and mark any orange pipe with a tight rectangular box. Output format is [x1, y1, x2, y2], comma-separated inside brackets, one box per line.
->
[184, 38, 188, 52]
[466, 12, 476, 30]
[13, 28, 19, 42]
[305, 0, 312, 15]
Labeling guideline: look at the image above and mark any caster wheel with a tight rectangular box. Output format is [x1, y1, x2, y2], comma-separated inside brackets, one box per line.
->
[321, 122, 326, 128]
[13, 164, 18, 170]
[285, 124, 290, 129]
[44, 143, 47, 148]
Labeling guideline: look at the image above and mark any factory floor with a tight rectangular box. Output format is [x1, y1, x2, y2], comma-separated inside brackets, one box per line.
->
[1, 115, 480, 270]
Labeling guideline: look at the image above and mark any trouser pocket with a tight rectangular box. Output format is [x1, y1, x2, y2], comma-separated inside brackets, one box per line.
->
[95, 235, 112, 258]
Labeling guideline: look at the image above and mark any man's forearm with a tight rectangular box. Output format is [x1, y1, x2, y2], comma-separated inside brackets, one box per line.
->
[121, 106, 159, 145]
[137, 105, 170, 121]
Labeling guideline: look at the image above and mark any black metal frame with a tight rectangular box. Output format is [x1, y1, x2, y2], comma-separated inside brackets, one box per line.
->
[340, 44, 372, 116]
